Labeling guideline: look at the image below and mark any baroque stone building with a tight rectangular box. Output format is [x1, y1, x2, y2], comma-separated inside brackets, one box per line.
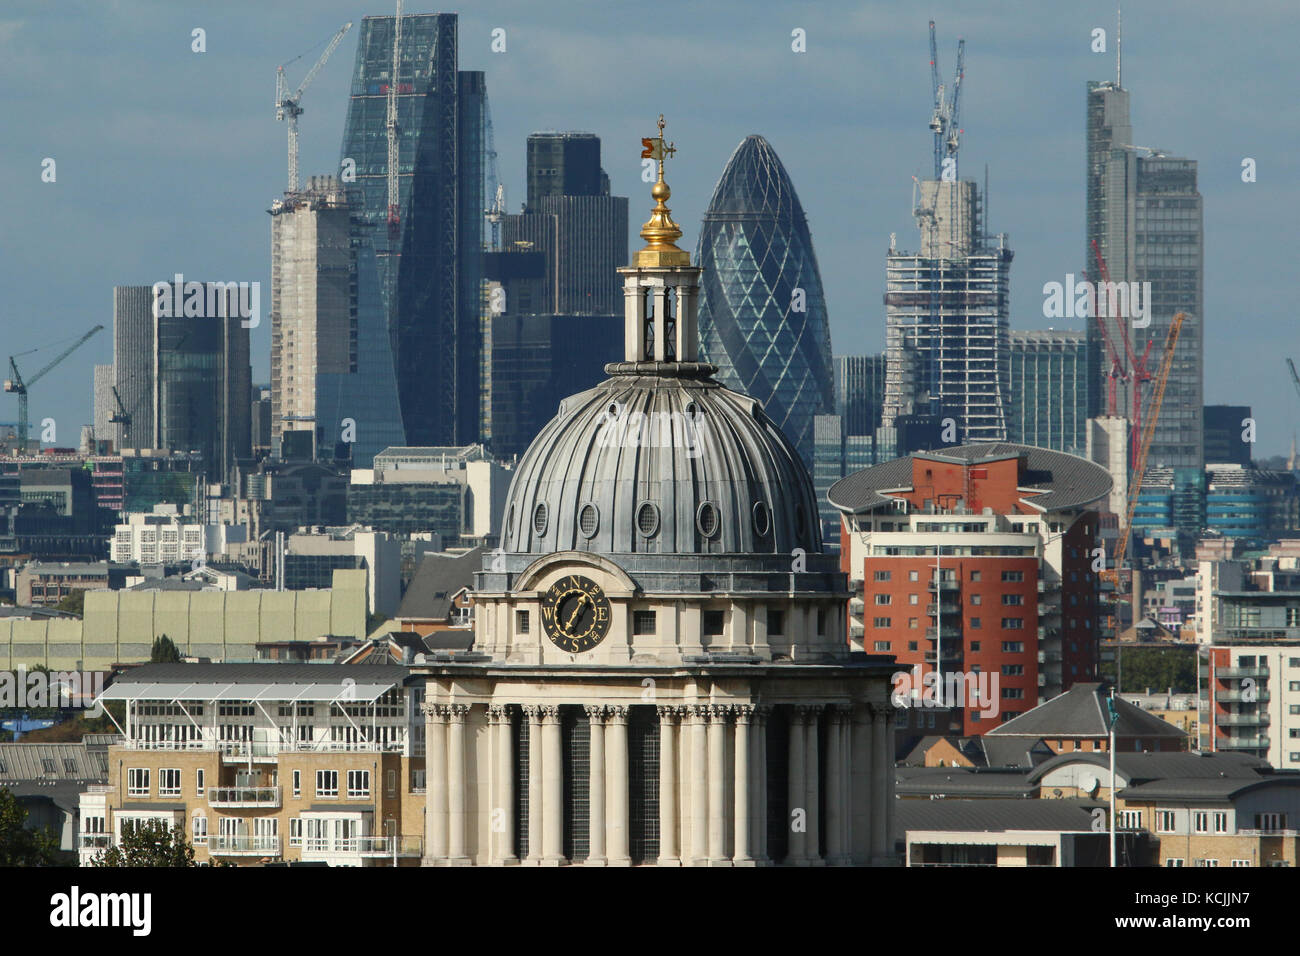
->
[416, 119, 897, 866]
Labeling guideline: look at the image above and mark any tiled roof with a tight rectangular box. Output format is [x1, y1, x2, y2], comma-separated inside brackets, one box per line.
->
[986, 683, 1186, 739]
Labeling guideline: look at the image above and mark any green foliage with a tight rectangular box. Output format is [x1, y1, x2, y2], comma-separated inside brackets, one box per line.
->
[150, 634, 182, 663]
[0, 788, 59, 866]
[54, 589, 86, 617]
[1116, 645, 1197, 694]
[89, 820, 196, 867]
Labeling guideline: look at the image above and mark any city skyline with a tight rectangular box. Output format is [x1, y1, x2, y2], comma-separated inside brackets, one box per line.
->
[0, 1, 1294, 457]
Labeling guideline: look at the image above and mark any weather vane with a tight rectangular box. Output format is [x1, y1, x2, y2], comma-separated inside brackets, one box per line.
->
[640, 113, 677, 176]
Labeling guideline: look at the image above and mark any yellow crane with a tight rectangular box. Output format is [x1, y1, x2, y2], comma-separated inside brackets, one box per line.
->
[1100, 311, 1187, 592]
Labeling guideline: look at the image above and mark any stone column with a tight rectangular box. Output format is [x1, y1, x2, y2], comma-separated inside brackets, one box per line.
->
[524, 705, 543, 864]
[605, 705, 630, 866]
[787, 705, 807, 865]
[707, 704, 728, 865]
[656, 706, 681, 866]
[753, 705, 770, 864]
[870, 704, 889, 864]
[733, 705, 753, 865]
[487, 705, 515, 864]
[850, 702, 872, 865]
[540, 705, 564, 864]
[803, 705, 822, 865]
[883, 707, 896, 865]
[586, 705, 607, 866]
[825, 706, 844, 865]
[447, 703, 470, 864]
[689, 704, 709, 865]
[837, 707, 853, 864]
[424, 702, 448, 865]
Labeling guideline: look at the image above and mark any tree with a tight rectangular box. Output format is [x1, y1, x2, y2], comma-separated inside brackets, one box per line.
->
[0, 788, 59, 866]
[150, 635, 182, 663]
[54, 589, 86, 617]
[89, 820, 196, 867]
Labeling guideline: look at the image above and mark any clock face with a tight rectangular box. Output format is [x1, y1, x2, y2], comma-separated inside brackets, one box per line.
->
[540, 574, 612, 653]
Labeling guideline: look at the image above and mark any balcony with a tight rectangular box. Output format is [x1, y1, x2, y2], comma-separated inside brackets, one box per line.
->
[79, 833, 111, 849]
[928, 579, 959, 592]
[1217, 666, 1270, 679]
[358, 835, 424, 858]
[1216, 713, 1269, 728]
[1217, 689, 1270, 703]
[926, 603, 959, 616]
[208, 786, 282, 809]
[207, 835, 282, 856]
[1219, 735, 1270, 750]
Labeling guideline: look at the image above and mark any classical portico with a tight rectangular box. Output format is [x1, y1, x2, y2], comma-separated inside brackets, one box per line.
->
[416, 116, 897, 867]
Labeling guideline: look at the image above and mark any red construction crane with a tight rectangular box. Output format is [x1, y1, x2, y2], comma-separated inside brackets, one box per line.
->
[1090, 240, 1153, 467]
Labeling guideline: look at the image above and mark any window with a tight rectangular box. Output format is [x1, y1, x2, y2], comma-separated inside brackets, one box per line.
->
[1254, 813, 1285, 832]
[412, 769, 427, 792]
[908, 618, 918, 629]
[872, 617, 892, 628]
[970, 641, 981, 652]
[873, 570, 892, 582]
[159, 768, 182, 798]
[1002, 570, 1024, 582]
[196, 768, 205, 797]
[874, 594, 892, 605]
[289, 818, 303, 848]
[516, 610, 530, 634]
[293, 770, 301, 797]
[1002, 688, 1024, 700]
[1119, 810, 1142, 830]
[192, 815, 207, 846]
[127, 768, 150, 798]
[347, 770, 371, 799]
[316, 770, 339, 798]
[1214, 812, 1228, 833]
[1001, 641, 1024, 653]
[873, 641, 891, 652]
[768, 609, 785, 635]
[1195, 859, 1219, 867]
[908, 641, 918, 651]
[909, 593, 919, 605]
[970, 618, 981, 629]
[1231, 859, 1251, 867]
[1002, 594, 1024, 606]
[1194, 811, 1209, 834]
[703, 610, 725, 636]
[63, 758, 76, 773]
[970, 571, 981, 582]
[42, 758, 56, 773]
[1002, 664, 1023, 676]
[1002, 618, 1024, 629]
[971, 594, 982, 605]
[633, 610, 657, 635]
[386, 769, 397, 797]
[1156, 810, 1176, 833]
[1165, 858, 1184, 867]
[908, 570, 919, 582]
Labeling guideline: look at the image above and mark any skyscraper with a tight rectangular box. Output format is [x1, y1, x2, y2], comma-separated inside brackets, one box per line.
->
[834, 354, 886, 443]
[881, 179, 1013, 443]
[339, 13, 485, 447]
[525, 131, 606, 208]
[1085, 77, 1204, 475]
[696, 135, 834, 468]
[1008, 329, 1088, 456]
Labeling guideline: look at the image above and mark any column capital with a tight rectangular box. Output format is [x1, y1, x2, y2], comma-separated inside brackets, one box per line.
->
[655, 704, 682, 722]
[446, 703, 469, 723]
[690, 704, 712, 722]
[709, 704, 732, 722]
[539, 704, 561, 724]
[732, 704, 755, 723]
[584, 704, 607, 722]
[605, 705, 628, 724]
[420, 701, 440, 719]
[521, 703, 545, 720]
[486, 704, 508, 723]
[867, 701, 893, 720]
[752, 703, 773, 724]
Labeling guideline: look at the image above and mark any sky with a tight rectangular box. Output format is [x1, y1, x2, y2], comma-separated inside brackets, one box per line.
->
[0, 0, 1296, 456]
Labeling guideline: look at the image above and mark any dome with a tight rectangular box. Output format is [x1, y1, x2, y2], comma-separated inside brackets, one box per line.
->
[501, 363, 823, 556]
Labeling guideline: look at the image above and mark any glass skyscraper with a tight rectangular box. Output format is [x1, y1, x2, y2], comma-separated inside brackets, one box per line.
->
[696, 135, 834, 469]
[339, 13, 485, 448]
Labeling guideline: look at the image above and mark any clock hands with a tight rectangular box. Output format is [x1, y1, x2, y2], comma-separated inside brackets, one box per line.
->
[565, 592, 590, 631]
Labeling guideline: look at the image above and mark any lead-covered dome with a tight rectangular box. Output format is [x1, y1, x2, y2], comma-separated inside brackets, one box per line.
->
[501, 363, 822, 556]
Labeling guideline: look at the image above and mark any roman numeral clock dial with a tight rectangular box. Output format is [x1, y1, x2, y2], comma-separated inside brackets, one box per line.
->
[540, 575, 612, 653]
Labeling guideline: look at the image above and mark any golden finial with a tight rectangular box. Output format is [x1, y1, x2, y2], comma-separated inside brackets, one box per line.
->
[636, 113, 690, 267]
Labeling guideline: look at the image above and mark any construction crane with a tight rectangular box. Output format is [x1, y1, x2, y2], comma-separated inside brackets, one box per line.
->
[1101, 311, 1187, 594]
[483, 93, 504, 251]
[1287, 358, 1300, 401]
[926, 21, 965, 180]
[386, 0, 404, 241]
[4, 325, 104, 446]
[1090, 239, 1155, 466]
[109, 385, 131, 429]
[276, 22, 352, 194]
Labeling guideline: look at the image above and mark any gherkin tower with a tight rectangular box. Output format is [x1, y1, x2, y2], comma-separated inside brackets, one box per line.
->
[696, 135, 835, 468]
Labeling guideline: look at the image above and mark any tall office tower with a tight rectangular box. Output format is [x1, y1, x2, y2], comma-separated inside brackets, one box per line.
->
[501, 133, 629, 316]
[109, 284, 251, 483]
[696, 135, 834, 469]
[525, 131, 605, 208]
[1008, 329, 1088, 456]
[834, 354, 887, 444]
[112, 285, 155, 450]
[339, 13, 484, 447]
[1086, 77, 1204, 475]
[1204, 405, 1252, 466]
[269, 175, 403, 466]
[882, 179, 1013, 443]
[92, 364, 115, 451]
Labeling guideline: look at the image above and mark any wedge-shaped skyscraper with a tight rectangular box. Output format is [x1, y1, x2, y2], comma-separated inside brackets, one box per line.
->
[696, 135, 834, 467]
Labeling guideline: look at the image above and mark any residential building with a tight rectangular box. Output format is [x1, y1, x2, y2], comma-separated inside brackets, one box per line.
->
[15, 562, 131, 607]
[391, 547, 482, 637]
[831, 443, 1111, 728]
[696, 134, 834, 469]
[0, 737, 117, 858]
[110, 505, 205, 565]
[80, 663, 425, 866]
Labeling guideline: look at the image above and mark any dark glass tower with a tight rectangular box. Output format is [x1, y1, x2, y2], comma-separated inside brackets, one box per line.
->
[339, 13, 484, 447]
[696, 135, 834, 468]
